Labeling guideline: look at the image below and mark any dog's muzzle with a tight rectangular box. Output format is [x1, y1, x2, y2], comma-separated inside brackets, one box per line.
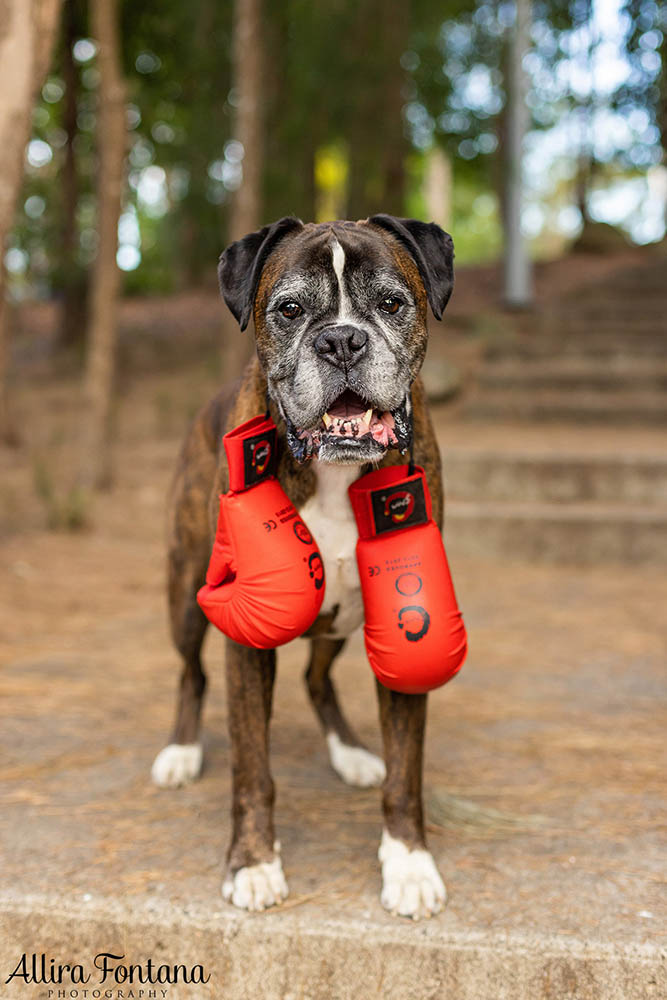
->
[286, 389, 412, 464]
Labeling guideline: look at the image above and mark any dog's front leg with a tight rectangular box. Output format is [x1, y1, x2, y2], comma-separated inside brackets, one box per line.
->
[376, 683, 446, 920]
[222, 638, 287, 911]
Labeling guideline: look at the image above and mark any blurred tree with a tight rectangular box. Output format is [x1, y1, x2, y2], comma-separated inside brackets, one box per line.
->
[57, 0, 90, 346]
[621, 0, 667, 228]
[345, 0, 411, 219]
[661, 22, 667, 230]
[538, 0, 664, 231]
[120, 0, 233, 289]
[79, 0, 126, 488]
[223, 0, 264, 378]
[4, 0, 666, 332]
[0, 0, 62, 444]
[504, 0, 533, 306]
[228, 0, 263, 242]
[262, 0, 319, 223]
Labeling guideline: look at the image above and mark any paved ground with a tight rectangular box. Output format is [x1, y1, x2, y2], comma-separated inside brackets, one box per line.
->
[1, 457, 665, 997]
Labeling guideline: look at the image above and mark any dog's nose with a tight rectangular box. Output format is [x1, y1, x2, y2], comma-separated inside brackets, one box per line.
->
[313, 325, 368, 368]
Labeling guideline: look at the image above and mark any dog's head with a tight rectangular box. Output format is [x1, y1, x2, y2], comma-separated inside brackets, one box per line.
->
[219, 216, 454, 464]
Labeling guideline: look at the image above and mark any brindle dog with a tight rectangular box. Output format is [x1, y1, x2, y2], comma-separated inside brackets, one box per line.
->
[152, 215, 455, 919]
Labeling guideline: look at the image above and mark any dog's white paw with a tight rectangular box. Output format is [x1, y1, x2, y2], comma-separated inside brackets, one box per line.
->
[222, 843, 288, 911]
[151, 743, 203, 788]
[378, 830, 446, 920]
[327, 732, 386, 787]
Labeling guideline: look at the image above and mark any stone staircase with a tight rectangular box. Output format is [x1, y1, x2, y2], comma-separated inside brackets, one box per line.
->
[439, 255, 667, 565]
[465, 258, 667, 425]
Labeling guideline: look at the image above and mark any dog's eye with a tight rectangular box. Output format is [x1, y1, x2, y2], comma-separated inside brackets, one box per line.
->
[378, 297, 403, 315]
[278, 301, 302, 320]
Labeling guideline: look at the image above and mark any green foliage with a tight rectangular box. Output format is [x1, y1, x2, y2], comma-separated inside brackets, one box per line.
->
[450, 177, 502, 263]
[6, 0, 666, 305]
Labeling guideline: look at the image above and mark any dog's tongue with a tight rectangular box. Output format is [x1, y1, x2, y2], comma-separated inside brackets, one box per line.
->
[321, 391, 397, 445]
[327, 390, 368, 420]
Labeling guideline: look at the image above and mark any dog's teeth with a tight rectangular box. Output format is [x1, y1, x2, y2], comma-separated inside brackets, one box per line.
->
[322, 413, 332, 428]
[363, 409, 373, 425]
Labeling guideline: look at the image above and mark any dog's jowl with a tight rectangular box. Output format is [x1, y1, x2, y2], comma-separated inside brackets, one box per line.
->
[151, 215, 456, 920]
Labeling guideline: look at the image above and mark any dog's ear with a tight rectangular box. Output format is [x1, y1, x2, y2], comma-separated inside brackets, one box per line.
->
[368, 215, 454, 320]
[218, 216, 304, 330]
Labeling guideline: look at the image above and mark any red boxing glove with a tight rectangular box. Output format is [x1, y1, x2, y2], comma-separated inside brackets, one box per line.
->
[197, 414, 325, 648]
[348, 465, 467, 694]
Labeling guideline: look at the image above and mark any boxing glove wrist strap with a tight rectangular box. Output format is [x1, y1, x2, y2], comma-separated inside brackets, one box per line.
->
[223, 414, 278, 492]
[348, 464, 432, 539]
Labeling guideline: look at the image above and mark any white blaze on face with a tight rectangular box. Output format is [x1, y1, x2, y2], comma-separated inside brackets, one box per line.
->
[331, 236, 353, 322]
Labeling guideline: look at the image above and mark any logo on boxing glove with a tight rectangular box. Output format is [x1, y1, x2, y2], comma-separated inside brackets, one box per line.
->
[384, 491, 415, 523]
[252, 440, 271, 474]
[370, 478, 428, 535]
[397, 605, 431, 642]
[242, 427, 277, 487]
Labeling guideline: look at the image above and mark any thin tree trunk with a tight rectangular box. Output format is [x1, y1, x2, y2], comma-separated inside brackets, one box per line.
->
[661, 31, 667, 234]
[503, 0, 533, 307]
[345, 0, 408, 220]
[0, 0, 62, 444]
[575, 0, 595, 229]
[345, 0, 383, 220]
[424, 147, 452, 230]
[223, 0, 264, 379]
[379, 0, 409, 217]
[58, 0, 88, 348]
[78, 0, 125, 489]
[228, 0, 263, 242]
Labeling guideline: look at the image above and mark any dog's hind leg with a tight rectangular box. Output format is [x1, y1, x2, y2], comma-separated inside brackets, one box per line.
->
[305, 637, 386, 788]
[152, 419, 216, 789]
[151, 545, 209, 788]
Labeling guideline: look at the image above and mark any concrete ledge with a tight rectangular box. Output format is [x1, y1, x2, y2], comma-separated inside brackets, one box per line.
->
[1, 893, 664, 1000]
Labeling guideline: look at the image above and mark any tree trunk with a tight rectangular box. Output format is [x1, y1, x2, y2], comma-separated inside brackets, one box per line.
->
[503, 0, 533, 308]
[345, 0, 408, 220]
[78, 0, 126, 489]
[661, 31, 667, 235]
[228, 0, 263, 243]
[378, 0, 409, 217]
[0, 0, 62, 444]
[223, 0, 264, 379]
[57, 0, 88, 348]
[424, 147, 452, 231]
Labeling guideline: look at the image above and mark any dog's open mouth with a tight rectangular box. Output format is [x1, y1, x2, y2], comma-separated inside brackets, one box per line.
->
[286, 390, 411, 463]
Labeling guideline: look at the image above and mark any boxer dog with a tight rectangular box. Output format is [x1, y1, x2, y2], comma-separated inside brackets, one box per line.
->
[151, 215, 454, 920]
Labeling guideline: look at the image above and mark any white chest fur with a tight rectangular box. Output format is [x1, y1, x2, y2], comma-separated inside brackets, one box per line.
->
[299, 463, 364, 638]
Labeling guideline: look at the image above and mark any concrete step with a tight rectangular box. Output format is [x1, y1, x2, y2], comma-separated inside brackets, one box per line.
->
[565, 262, 667, 297]
[475, 359, 667, 393]
[549, 301, 667, 323]
[442, 449, 667, 505]
[486, 335, 667, 361]
[464, 388, 667, 424]
[444, 499, 667, 564]
[1, 894, 663, 1000]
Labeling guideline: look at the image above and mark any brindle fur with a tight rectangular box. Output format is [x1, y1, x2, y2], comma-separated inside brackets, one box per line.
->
[164, 217, 450, 885]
